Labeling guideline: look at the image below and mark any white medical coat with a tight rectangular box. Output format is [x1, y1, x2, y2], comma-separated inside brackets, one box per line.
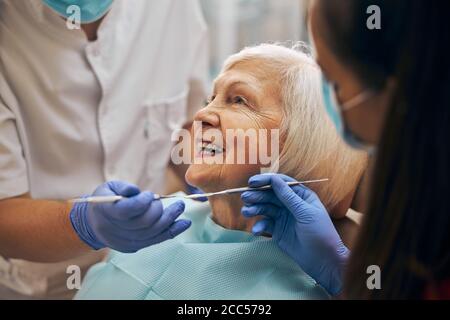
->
[0, 0, 208, 298]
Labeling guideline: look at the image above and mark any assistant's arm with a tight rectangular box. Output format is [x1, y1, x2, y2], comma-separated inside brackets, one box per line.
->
[0, 194, 89, 262]
[0, 99, 190, 263]
[0, 181, 192, 263]
[0, 86, 88, 262]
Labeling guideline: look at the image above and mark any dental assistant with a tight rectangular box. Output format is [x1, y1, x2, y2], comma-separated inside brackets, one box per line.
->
[0, 0, 208, 298]
[242, 0, 450, 299]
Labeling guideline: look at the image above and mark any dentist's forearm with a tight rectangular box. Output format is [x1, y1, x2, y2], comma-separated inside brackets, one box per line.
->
[0, 196, 90, 262]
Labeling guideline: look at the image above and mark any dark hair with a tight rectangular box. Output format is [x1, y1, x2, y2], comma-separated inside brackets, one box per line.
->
[319, 0, 450, 299]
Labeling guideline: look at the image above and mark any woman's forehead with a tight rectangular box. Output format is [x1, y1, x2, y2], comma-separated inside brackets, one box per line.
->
[214, 60, 279, 92]
[213, 73, 261, 92]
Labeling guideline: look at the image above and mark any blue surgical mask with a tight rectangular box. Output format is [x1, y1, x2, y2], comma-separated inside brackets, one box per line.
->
[43, 0, 114, 24]
[321, 75, 376, 154]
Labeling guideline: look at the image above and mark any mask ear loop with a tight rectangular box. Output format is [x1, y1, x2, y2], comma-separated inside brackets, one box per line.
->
[342, 91, 375, 111]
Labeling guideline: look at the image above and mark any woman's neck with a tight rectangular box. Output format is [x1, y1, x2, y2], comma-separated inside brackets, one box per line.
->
[208, 194, 258, 233]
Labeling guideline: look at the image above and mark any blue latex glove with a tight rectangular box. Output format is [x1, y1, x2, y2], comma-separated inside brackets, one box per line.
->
[241, 174, 349, 296]
[186, 183, 208, 202]
[70, 181, 191, 253]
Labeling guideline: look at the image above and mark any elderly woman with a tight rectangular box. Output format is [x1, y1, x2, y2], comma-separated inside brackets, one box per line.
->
[76, 44, 367, 300]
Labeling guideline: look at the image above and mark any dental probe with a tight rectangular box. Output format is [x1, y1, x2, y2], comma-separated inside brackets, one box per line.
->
[69, 195, 124, 204]
[69, 178, 329, 203]
[157, 178, 330, 200]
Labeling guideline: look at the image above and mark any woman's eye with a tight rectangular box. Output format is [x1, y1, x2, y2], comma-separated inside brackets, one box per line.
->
[205, 96, 216, 106]
[232, 96, 247, 105]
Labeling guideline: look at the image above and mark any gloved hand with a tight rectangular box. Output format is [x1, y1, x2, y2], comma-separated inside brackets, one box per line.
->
[241, 174, 349, 296]
[186, 183, 208, 202]
[70, 181, 191, 253]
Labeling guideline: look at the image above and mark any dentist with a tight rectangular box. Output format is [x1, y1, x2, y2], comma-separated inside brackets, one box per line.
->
[0, 0, 208, 298]
[242, 0, 450, 299]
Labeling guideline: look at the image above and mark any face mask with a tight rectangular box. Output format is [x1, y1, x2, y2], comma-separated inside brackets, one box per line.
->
[321, 75, 376, 154]
[42, 0, 114, 24]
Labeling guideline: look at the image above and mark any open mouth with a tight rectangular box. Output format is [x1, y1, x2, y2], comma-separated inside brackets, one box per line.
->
[198, 140, 225, 157]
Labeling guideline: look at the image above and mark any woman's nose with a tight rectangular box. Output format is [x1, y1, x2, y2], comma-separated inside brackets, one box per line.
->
[194, 105, 220, 127]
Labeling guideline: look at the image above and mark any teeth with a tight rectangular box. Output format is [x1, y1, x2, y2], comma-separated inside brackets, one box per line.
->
[200, 142, 224, 155]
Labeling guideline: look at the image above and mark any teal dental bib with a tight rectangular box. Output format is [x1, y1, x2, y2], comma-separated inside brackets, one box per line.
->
[76, 194, 329, 300]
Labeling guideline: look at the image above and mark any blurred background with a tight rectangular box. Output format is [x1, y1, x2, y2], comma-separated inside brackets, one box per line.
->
[200, 0, 310, 79]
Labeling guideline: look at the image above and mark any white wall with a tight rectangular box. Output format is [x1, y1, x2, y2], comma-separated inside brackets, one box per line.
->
[200, 0, 308, 79]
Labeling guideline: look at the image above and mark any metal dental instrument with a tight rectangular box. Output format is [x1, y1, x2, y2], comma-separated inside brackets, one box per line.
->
[69, 178, 329, 204]
[156, 178, 330, 200]
[69, 195, 124, 204]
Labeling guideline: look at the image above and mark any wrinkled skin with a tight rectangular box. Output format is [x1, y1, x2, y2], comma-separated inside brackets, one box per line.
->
[186, 60, 283, 231]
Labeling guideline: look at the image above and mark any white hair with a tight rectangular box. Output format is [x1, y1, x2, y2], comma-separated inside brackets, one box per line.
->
[222, 43, 367, 211]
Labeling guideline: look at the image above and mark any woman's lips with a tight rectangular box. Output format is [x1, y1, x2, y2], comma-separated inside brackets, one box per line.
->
[197, 139, 225, 157]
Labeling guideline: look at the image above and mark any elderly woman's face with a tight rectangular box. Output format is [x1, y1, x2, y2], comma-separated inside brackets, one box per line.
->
[186, 60, 283, 192]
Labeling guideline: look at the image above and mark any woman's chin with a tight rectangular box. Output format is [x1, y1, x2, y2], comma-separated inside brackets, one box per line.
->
[185, 164, 217, 191]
